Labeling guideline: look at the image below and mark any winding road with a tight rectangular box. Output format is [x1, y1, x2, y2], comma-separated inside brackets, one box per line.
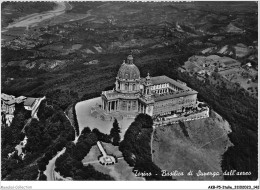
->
[44, 109, 79, 181]
[44, 148, 66, 181]
[6, 2, 71, 29]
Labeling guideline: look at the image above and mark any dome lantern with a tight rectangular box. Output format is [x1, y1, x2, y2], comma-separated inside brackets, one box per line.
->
[117, 55, 140, 81]
[126, 55, 134, 64]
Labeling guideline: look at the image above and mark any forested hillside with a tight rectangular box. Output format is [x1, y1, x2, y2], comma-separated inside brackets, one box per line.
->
[1, 98, 75, 180]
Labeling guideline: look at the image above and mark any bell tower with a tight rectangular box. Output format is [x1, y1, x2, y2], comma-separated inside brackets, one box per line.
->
[139, 73, 154, 116]
[143, 73, 152, 98]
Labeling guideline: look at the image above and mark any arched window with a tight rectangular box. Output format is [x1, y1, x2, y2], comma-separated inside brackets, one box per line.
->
[125, 83, 129, 91]
[133, 83, 135, 91]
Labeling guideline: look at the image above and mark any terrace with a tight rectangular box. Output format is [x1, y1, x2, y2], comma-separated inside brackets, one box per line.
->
[76, 97, 135, 138]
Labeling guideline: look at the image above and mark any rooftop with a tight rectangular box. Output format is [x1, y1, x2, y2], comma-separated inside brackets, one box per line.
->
[24, 98, 37, 107]
[16, 96, 27, 100]
[1, 93, 15, 101]
[150, 75, 189, 90]
[7, 99, 16, 105]
[154, 89, 198, 102]
[102, 90, 140, 100]
[220, 57, 241, 66]
[207, 55, 221, 60]
[218, 67, 242, 76]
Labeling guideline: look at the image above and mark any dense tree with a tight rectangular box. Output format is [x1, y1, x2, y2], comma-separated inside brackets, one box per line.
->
[72, 102, 80, 136]
[1, 103, 30, 158]
[55, 130, 113, 180]
[38, 162, 46, 171]
[178, 121, 189, 138]
[38, 172, 47, 181]
[46, 89, 79, 111]
[81, 127, 91, 135]
[109, 119, 121, 145]
[135, 113, 153, 128]
[80, 92, 101, 101]
[92, 128, 111, 143]
[120, 114, 171, 180]
[1, 97, 77, 180]
[3, 164, 39, 180]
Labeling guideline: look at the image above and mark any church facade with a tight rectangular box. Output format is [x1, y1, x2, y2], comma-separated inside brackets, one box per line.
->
[97, 55, 198, 119]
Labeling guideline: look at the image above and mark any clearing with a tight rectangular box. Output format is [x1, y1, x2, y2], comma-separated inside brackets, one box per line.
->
[82, 141, 142, 181]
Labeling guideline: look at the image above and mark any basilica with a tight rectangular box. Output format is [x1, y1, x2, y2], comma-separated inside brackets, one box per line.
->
[94, 55, 198, 119]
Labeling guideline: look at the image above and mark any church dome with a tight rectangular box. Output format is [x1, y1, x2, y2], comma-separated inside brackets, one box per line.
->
[117, 55, 140, 80]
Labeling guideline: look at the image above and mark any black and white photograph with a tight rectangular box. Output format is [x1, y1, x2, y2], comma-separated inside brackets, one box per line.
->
[1, 0, 259, 189]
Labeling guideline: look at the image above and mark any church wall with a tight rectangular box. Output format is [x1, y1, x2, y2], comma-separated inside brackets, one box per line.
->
[153, 94, 197, 116]
[118, 99, 138, 112]
[118, 80, 140, 92]
[145, 104, 154, 116]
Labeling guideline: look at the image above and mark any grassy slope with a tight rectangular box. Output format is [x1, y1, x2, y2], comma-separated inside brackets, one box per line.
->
[152, 111, 232, 180]
[92, 159, 144, 181]
[83, 143, 142, 180]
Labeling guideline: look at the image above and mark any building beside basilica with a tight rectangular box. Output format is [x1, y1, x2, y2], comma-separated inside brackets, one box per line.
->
[92, 55, 198, 120]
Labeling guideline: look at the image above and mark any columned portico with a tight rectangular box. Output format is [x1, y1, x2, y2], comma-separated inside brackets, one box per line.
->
[104, 100, 121, 113]
[138, 102, 145, 114]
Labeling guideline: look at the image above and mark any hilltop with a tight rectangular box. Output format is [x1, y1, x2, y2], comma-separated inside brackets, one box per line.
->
[152, 111, 232, 180]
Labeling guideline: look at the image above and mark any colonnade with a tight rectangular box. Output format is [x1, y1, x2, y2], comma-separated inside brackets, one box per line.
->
[102, 99, 119, 113]
[102, 98, 148, 114]
[154, 88, 169, 94]
[138, 102, 146, 114]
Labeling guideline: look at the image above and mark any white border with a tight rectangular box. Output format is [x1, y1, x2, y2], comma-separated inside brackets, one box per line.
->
[1, 181, 260, 189]
[1, 0, 259, 189]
